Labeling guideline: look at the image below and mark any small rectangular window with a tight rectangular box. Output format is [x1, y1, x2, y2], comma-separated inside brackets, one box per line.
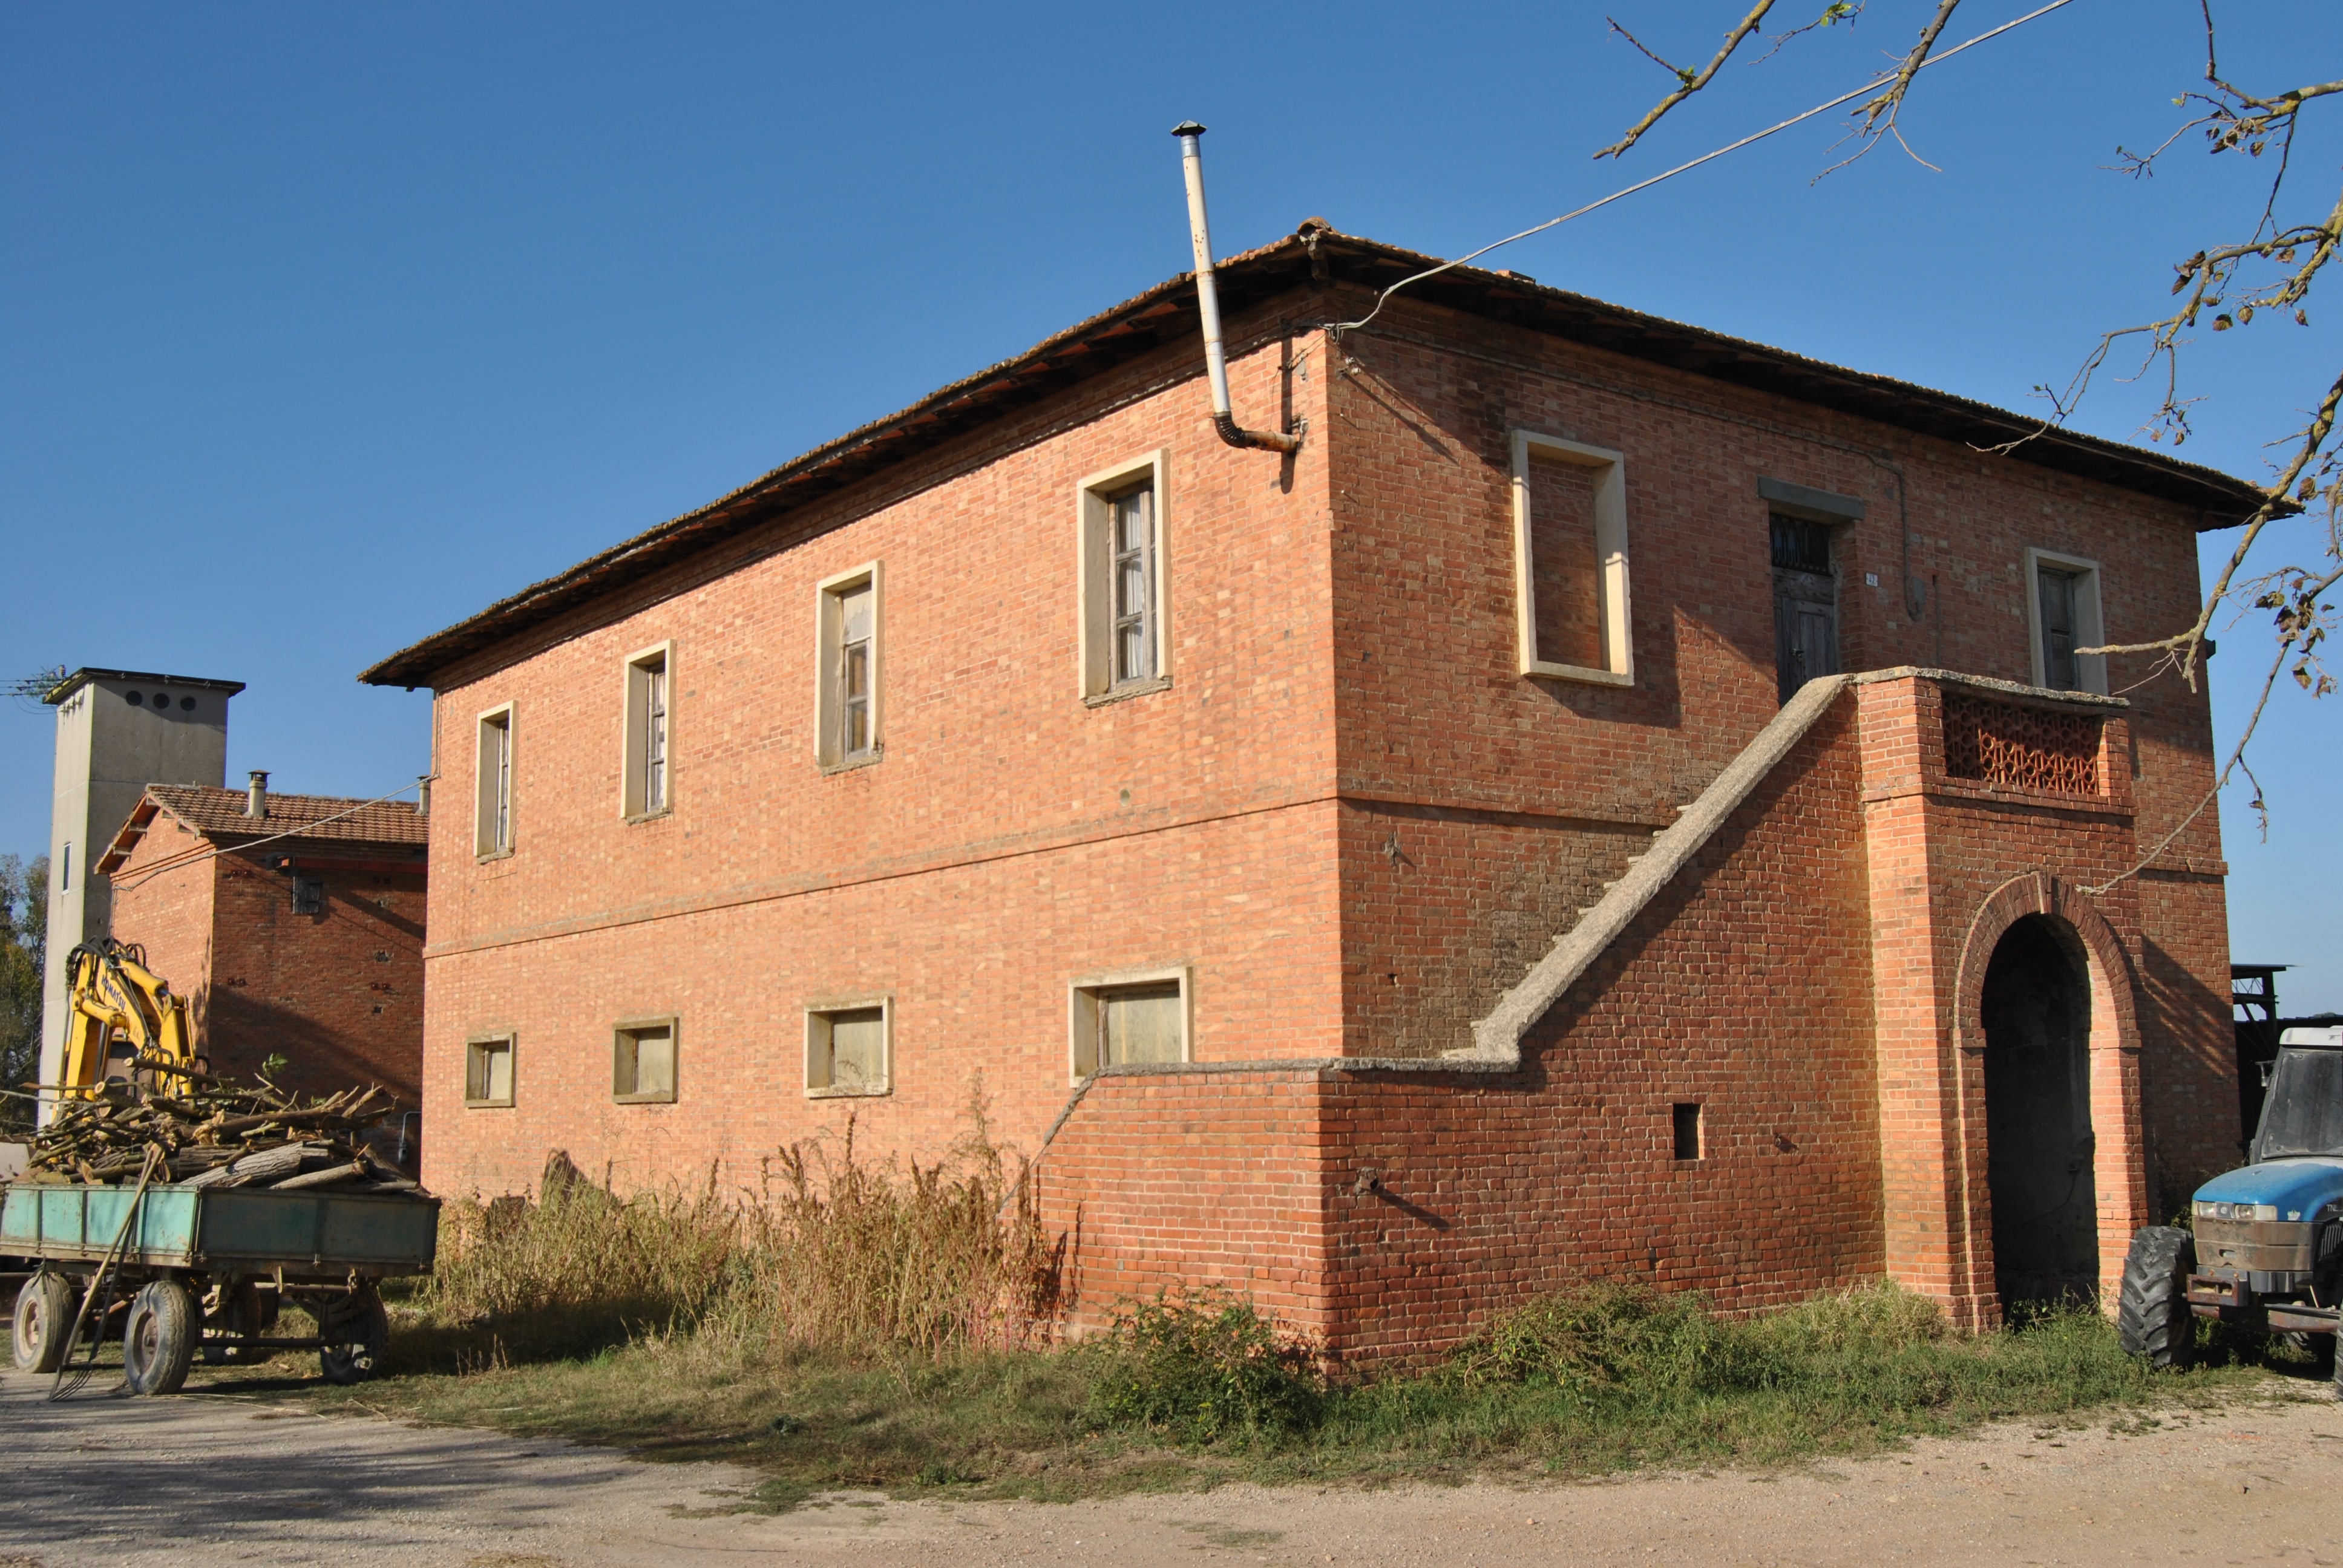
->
[1511, 431, 1633, 685]
[1069, 967, 1191, 1080]
[1673, 1102, 1703, 1161]
[622, 644, 673, 818]
[814, 566, 883, 768]
[292, 875, 325, 916]
[465, 1033, 515, 1107]
[2024, 549, 2107, 695]
[1078, 452, 1171, 702]
[60, 843, 71, 893]
[475, 705, 514, 857]
[805, 999, 891, 1096]
[612, 1018, 678, 1103]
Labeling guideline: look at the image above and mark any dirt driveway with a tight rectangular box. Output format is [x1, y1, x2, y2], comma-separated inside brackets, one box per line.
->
[3, 1368, 2340, 1567]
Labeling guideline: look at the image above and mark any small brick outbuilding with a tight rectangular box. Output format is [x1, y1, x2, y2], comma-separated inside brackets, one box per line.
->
[361, 224, 2259, 1354]
[97, 785, 427, 1122]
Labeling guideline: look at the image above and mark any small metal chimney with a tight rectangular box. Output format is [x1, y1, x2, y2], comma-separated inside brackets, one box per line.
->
[246, 770, 269, 819]
[1172, 122, 1302, 454]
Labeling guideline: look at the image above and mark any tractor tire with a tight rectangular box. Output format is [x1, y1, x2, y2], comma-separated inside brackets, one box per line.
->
[13, 1273, 77, 1374]
[123, 1279, 197, 1396]
[2117, 1225, 2197, 1370]
[318, 1284, 388, 1386]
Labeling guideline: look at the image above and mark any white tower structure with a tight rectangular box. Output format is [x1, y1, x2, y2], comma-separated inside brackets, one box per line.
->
[39, 668, 243, 1109]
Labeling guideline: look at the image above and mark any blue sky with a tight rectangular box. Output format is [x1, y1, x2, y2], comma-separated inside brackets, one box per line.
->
[4, 1, 2336, 1009]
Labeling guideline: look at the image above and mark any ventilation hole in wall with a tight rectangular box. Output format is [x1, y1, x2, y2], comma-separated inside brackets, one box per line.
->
[1672, 1102, 1703, 1161]
[374, 952, 391, 962]
[125, 691, 143, 705]
[180, 696, 196, 711]
[372, 1005, 384, 1015]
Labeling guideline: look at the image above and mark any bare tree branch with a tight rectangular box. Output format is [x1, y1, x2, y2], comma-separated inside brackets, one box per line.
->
[1593, 2, 2342, 846]
[1857, 0, 1962, 138]
[1597, 2, 1782, 160]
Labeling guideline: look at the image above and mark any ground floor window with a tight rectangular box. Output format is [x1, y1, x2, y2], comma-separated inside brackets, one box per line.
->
[612, 1018, 678, 1103]
[465, 1033, 514, 1107]
[805, 1000, 890, 1096]
[1069, 968, 1191, 1079]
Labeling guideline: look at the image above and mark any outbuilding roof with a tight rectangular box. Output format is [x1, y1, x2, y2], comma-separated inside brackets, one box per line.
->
[96, 785, 428, 876]
[360, 224, 2269, 690]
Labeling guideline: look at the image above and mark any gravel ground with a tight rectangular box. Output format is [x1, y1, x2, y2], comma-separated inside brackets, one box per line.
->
[3, 1368, 2341, 1567]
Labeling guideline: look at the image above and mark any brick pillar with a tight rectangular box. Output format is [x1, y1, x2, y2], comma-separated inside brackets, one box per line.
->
[1857, 678, 1996, 1327]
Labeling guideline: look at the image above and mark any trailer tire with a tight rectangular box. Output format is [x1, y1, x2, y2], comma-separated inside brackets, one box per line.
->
[13, 1273, 77, 1374]
[318, 1284, 388, 1386]
[123, 1279, 197, 1396]
[2117, 1225, 2197, 1370]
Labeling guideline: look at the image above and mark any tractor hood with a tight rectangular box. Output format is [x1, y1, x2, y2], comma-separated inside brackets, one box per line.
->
[2195, 1158, 2343, 1221]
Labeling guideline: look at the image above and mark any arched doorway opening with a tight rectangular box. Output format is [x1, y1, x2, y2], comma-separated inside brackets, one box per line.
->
[1980, 913, 2100, 1310]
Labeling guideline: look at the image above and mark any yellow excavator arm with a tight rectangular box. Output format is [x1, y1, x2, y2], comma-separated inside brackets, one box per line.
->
[59, 938, 200, 1099]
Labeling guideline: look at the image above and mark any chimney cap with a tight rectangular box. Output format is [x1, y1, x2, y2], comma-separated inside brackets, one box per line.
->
[1170, 120, 1207, 138]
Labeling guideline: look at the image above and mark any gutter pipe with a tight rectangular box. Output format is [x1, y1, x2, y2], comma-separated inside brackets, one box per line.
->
[1172, 122, 1302, 454]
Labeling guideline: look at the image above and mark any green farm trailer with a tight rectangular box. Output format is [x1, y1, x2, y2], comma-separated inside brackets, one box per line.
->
[4, 1180, 438, 1394]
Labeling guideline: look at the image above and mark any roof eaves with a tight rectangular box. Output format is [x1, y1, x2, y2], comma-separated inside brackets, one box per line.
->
[45, 668, 247, 705]
[360, 226, 2267, 690]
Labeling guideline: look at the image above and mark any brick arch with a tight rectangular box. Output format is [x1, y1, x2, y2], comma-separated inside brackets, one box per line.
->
[1950, 872, 2150, 1316]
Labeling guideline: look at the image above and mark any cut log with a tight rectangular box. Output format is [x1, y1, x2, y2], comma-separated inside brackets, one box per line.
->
[267, 1162, 365, 1192]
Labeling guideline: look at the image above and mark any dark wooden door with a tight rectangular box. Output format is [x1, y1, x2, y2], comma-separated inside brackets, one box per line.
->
[1771, 515, 1840, 703]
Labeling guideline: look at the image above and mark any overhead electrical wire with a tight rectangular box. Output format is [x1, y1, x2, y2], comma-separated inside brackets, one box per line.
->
[1331, 0, 2077, 338]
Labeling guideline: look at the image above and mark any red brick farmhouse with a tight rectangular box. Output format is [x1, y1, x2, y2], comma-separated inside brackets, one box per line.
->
[362, 225, 2258, 1354]
[99, 783, 427, 1116]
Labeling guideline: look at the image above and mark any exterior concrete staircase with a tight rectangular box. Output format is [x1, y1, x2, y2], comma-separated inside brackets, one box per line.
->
[1450, 673, 1851, 1067]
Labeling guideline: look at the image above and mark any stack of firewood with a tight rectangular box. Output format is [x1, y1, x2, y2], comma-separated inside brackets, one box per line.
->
[22, 1072, 419, 1194]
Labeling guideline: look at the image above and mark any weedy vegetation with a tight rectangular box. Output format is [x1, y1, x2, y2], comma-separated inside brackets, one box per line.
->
[191, 1109, 2312, 1506]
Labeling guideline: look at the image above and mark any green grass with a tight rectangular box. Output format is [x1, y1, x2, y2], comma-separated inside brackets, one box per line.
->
[163, 1128, 2324, 1505]
[186, 1278, 2317, 1510]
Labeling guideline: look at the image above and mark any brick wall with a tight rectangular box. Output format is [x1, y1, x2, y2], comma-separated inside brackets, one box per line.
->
[205, 848, 426, 1108]
[107, 822, 426, 1111]
[419, 307, 1341, 1195]
[104, 818, 216, 1040]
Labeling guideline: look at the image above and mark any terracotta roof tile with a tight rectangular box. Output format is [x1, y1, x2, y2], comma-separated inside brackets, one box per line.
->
[143, 785, 427, 847]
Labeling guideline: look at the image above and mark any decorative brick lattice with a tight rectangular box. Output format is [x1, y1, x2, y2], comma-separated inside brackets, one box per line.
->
[1941, 693, 2102, 795]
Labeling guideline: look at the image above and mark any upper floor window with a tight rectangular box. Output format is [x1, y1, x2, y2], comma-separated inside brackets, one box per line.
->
[623, 642, 673, 819]
[1510, 431, 1633, 686]
[816, 564, 883, 769]
[2025, 549, 2107, 695]
[474, 705, 514, 857]
[1078, 451, 1172, 703]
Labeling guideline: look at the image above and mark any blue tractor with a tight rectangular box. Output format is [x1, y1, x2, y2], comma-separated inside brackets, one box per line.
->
[2119, 1024, 2343, 1392]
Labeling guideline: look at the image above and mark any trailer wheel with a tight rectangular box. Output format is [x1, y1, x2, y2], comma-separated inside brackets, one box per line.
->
[318, 1285, 388, 1385]
[2116, 1225, 2197, 1370]
[13, 1273, 77, 1374]
[123, 1279, 197, 1396]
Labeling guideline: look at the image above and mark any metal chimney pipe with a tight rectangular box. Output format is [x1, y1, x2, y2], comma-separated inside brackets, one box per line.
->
[246, 770, 269, 819]
[1172, 122, 1302, 455]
